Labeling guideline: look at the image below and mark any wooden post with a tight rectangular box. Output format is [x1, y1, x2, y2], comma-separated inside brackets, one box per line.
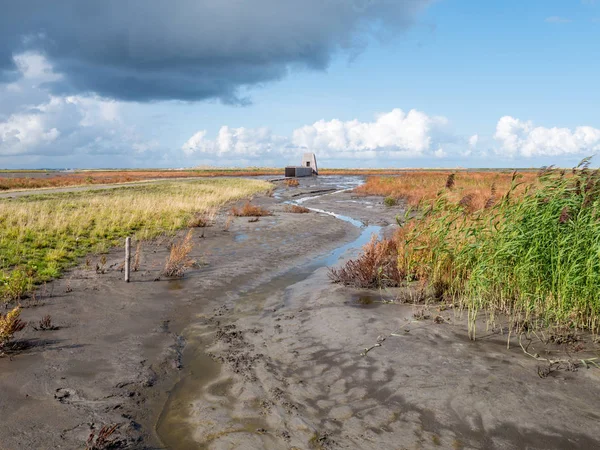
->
[125, 237, 131, 282]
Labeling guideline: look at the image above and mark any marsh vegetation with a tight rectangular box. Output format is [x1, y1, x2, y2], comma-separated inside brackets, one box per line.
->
[0, 178, 270, 302]
[333, 161, 600, 337]
[230, 202, 271, 217]
[355, 170, 538, 209]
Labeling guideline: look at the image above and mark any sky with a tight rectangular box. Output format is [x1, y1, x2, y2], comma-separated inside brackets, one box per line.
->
[0, 0, 599, 169]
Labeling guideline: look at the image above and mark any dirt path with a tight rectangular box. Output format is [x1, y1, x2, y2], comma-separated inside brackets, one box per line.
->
[1, 176, 599, 450]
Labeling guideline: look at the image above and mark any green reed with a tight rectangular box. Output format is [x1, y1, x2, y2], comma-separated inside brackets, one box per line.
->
[398, 158, 600, 337]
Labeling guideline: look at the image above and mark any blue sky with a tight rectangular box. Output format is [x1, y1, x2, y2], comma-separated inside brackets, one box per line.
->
[1, 0, 599, 169]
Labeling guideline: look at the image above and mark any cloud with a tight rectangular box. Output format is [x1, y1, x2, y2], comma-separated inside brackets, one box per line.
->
[0, 95, 154, 158]
[434, 147, 446, 158]
[0, 53, 157, 162]
[183, 108, 451, 162]
[12, 52, 62, 83]
[545, 16, 572, 23]
[182, 126, 288, 157]
[0, 108, 60, 155]
[494, 116, 600, 157]
[292, 108, 449, 158]
[0, 0, 433, 103]
[468, 134, 479, 149]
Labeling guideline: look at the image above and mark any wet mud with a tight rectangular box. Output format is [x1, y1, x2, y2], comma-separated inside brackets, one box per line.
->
[1, 175, 599, 450]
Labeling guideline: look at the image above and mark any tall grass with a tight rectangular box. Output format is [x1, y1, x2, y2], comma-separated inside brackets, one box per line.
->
[163, 230, 194, 277]
[337, 161, 600, 336]
[398, 160, 600, 336]
[0, 179, 270, 301]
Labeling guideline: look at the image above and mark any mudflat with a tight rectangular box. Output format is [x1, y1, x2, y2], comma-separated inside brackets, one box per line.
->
[1, 176, 599, 450]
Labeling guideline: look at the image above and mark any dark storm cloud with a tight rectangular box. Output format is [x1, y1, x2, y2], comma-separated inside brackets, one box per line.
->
[0, 0, 431, 102]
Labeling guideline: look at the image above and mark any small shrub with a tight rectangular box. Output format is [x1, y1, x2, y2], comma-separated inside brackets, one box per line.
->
[0, 306, 26, 347]
[0, 269, 32, 302]
[86, 424, 119, 450]
[187, 208, 216, 228]
[231, 202, 271, 217]
[285, 205, 310, 213]
[187, 215, 209, 228]
[445, 173, 456, 190]
[34, 315, 56, 331]
[383, 196, 397, 207]
[328, 236, 401, 288]
[163, 230, 194, 277]
[285, 178, 299, 187]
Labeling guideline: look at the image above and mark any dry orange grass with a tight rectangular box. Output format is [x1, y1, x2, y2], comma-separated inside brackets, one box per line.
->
[163, 230, 194, 277]
[0, 169, 283, 191]
[328, 235, 401, 288]
[354, 171, 538, 210]
[285, 204, 310, 213]
[231, 202, 271, 217]
[284, 178, 300, 187]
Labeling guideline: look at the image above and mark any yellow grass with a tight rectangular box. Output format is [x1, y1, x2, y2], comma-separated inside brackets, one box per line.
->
[0, 178, 271, 300]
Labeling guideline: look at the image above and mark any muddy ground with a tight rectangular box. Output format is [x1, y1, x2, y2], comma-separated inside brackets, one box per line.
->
[1, 176, 600, 450]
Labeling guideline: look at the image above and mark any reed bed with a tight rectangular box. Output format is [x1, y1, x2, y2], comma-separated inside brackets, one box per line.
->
[355, 170, 538, 209]
[337, 161, 600, 336]
[0, 179, 270, 301]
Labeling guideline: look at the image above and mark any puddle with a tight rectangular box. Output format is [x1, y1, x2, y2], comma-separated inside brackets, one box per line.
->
[345, 293, 397, 309]
[348, 294, 377, 307]
[156, 337, 233, 450]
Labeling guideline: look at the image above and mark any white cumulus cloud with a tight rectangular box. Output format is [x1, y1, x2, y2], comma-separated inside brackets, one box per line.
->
[469, 134, 479, 148]
[0, 52, 157, 164]
[292, 108, 448, 158]
[183, 108, 452, 162]
[182, 126, 288, 157]
[494, 116, 600, 157]
[0, 110, 60, 155]
[12, 52, 63, 83]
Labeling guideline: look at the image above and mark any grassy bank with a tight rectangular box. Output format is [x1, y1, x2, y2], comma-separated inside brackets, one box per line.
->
[0, 178, 271, 301]
[333, 162, 600, 336]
